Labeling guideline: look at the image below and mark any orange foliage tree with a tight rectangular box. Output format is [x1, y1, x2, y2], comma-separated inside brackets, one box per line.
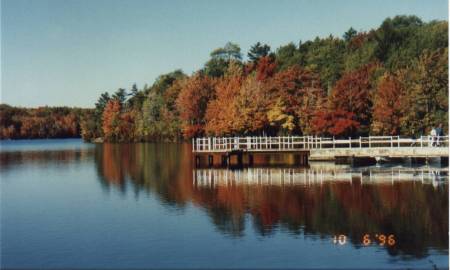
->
[175, 73, 215, 138]
[204, 63, 243, 136]
[102, 99, 122, 142]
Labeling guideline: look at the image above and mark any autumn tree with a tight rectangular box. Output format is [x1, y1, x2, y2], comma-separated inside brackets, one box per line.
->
[371, 73, 404, 135]
[268, 66, 325, 135]
[102, 99, 122, 142]
[205, 63, 243, 135]
[232, 75, 271, 135]
[266, 98, 295, 134]
[311, 109, 360, 137]
[175, 74, 215, 138]
[399, 48, 448, 136]
[256, 56, 277, 81]
[329, 62, 379, 135]
[117, 110, 136, 142]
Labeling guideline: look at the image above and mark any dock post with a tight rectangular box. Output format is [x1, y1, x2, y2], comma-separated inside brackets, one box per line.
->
[195, 155, 201, 167]
[208, 155, 213, 167]
[248, 154, 254, 166]
[237, 152, 243, 167]
[221, 155, 228, 166]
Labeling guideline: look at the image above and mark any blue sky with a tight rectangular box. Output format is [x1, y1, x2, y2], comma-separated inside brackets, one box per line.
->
[1, 0, 448, 108]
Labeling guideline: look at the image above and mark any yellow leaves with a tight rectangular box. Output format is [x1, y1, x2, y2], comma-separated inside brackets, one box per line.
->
[231, 75, 269, 133]
[282, 116, 295, 131]
[267, 99, 285, 124]
[267, 99, 295, 132]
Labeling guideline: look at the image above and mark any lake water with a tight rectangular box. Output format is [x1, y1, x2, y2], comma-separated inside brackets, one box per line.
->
[1, 139, 448, 269]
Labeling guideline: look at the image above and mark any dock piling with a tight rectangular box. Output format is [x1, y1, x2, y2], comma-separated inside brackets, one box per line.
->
[208, 155, 213, 167]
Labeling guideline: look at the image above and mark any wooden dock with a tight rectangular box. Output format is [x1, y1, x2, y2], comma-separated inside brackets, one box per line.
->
[192, 136, 449, 167]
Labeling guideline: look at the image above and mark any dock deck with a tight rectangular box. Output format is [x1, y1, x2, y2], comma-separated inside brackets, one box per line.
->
[192, 136, 449, 166]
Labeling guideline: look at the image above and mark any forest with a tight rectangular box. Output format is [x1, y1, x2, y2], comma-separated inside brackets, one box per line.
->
[0, 104, 90, 139]
[1, 15, 448, 141]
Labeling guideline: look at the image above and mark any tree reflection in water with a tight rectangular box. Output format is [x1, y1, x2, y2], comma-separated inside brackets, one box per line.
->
[94, 143, 448, 259]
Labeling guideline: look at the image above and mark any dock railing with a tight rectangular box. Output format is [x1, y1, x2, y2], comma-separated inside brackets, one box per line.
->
[192, 135, 449, 153]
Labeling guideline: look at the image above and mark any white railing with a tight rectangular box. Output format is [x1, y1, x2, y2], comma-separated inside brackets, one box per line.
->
[192, 135, 449, 153]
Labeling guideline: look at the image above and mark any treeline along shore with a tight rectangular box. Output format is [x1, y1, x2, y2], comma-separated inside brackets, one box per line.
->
[0, 105, 91, 140]
[1, 15, 448, 142]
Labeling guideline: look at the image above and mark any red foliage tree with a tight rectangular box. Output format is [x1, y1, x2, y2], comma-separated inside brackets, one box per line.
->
[311, 109, 360, 137]
[269, 65, 325, 134]
[329, 62, 378, 134]
[256, 56, 277, 81]
[371, 73, 404, 135]
[118, 111, 136, 142]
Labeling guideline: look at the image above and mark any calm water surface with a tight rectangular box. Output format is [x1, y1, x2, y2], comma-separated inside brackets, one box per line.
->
[1, 139, 448, 269]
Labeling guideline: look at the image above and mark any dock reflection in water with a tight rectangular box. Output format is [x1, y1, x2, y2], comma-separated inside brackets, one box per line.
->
[191, 165, 448, 259]
[193, 166, 448, 187]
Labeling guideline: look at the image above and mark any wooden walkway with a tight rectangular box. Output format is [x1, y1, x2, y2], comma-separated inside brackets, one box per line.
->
[193, 135, 449, 153]
[192, 136, 449, 166]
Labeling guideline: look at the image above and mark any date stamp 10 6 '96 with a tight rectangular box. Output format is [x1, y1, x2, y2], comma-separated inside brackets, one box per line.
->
[333, 234, 396, 246]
